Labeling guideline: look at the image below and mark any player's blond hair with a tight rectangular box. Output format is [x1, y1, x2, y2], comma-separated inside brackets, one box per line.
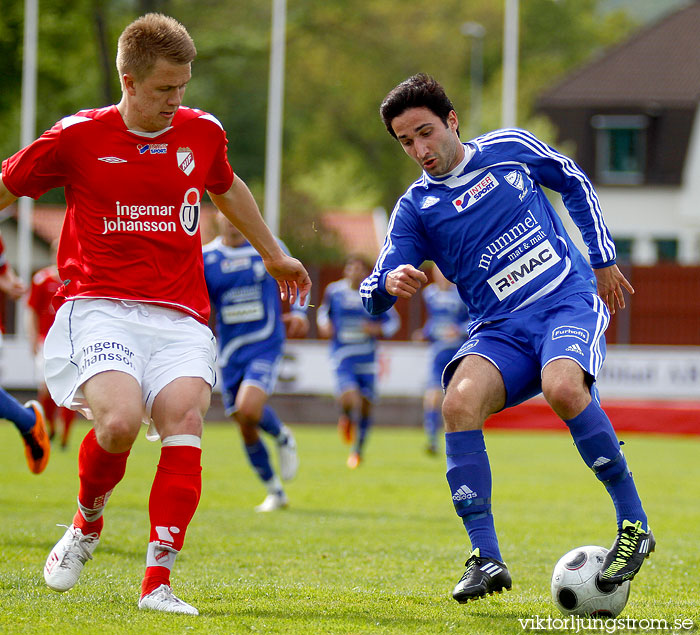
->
[116, 13, 196, 82]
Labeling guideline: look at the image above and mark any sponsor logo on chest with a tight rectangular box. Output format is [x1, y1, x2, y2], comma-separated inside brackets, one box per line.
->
[487, 239, 561, 300]
[137, 143, 168, 155]
[452, 172, 498, 212]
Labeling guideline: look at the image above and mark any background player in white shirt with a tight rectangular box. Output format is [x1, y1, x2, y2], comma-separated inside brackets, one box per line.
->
[0, 14, 310, 615]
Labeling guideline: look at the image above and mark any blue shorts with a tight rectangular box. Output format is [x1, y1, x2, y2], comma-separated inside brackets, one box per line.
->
[220, 348, 282, 415]
[334, 355, 376, 401]
[442, 293, 609, 408]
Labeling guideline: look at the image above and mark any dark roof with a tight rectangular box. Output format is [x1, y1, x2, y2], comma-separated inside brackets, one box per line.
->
[538, 2, 700, 109]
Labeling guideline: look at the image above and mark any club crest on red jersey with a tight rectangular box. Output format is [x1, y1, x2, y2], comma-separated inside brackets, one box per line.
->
[179, 188, 200, 236]
[177, 147, 195, 176]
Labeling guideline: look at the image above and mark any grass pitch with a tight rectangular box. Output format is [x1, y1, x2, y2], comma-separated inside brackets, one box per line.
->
[1, 418, 698, 634]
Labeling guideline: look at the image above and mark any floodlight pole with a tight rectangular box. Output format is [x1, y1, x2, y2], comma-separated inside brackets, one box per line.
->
[264, 0, 287, 237]
[461, 22, 485, 139]
[16, 0, 38, 338]
[502, 0, 519, 128]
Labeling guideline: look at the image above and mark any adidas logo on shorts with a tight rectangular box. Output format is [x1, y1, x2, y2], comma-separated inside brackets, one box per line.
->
[565, 343, 584, 355]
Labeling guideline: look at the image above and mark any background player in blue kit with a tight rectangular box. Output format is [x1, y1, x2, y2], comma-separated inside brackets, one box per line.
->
[413, 264, 468, 455]
[361, 74, 653, 602]
[317, 255, 400, 469]
[204, 213, 308, 512]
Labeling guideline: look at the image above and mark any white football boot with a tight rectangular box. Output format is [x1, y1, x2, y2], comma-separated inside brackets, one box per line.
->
[44, 524, 100, 592]
[277, 426, 299, 481]
[138, 584, 199, 615]
[255, 490, 289, 512]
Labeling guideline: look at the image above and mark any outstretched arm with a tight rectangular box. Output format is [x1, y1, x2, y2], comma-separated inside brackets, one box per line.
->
[594, 264, 634, 315]
[208, 177, 311, 306]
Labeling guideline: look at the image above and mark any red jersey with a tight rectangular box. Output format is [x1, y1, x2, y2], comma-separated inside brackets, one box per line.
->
[28, 266, 62, 339]
[1, 105, 235, 323]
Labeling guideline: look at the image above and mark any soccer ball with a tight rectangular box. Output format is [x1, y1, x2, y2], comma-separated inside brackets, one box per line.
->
[551, 545, 631, 618]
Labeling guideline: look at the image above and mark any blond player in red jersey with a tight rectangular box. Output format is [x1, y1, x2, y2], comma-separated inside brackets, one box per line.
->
[27, 242, 77, 448]
[0, 13, 310, 615]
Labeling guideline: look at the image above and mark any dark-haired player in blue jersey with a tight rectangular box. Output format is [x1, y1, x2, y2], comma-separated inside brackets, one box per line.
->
[204, 212, 308, 512]
[413, 264, 468, 455]
[317, 255, 400, 469]
[361, 74, 653, 602]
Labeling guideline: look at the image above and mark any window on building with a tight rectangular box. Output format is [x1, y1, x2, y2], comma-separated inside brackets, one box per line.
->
[591, 115, 648, 185]
[612, 237, 633, 263]
[655, 238, 678, 263]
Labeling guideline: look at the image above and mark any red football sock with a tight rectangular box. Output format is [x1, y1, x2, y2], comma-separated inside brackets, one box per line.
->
[141, 444, 202, 597]
[73, 428, 130, 535]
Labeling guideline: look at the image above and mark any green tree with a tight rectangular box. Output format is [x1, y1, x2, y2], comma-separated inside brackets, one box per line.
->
[0, 0, 637, 261]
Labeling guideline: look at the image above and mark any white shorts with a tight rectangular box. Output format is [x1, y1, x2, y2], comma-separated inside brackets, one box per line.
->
[44, 298, 217, 426]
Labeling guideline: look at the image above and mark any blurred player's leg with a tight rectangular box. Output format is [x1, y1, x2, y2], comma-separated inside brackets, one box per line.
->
[259, 405, 298, 481]
[39, 389, 57, 440]
[1, 388, 50, 474]
[423, 387, 442, 455]
[348, 395, 373, 469]
[235, 385, 289, 511]
[60, 407, 76, 449]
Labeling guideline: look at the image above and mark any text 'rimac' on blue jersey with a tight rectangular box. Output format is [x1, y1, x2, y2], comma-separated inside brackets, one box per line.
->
[203, 236, 306, 379]
[360, 128, 616, 335]
[317, 278, 400, 368]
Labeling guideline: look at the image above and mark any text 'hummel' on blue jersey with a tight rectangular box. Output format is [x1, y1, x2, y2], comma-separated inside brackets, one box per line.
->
[360, 128, 615, 334]
[203, 236, 305, 384]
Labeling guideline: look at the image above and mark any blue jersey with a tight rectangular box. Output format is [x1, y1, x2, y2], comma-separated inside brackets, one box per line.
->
[361, 129, 614, 334]
[203, 236, 304, 380]
[317, 278, 400, 366]
[421, 282, 469, 352]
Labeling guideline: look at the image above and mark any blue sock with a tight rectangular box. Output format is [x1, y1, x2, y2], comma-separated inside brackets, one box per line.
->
[244, 440, 274, 482]
[0, 388, 36, 434]
[565, 398, 647, 531]
[424, 408, 440, 443]
[259, 406, 283, 439]
[446, 430, 502, 561]
[355, 415, 371, 453]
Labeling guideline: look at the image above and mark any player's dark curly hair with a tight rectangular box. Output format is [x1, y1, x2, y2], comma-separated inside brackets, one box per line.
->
[379, 73, 457, 139]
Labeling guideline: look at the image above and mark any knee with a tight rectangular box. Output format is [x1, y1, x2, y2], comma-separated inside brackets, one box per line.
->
[542, 376, 589, 420]
[176, 407, 204, 436]
[442, 391, 481, 432]
[233, 408, 260, 443]
[95, 409, 141, 452]
[234, 402, 260, 427]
